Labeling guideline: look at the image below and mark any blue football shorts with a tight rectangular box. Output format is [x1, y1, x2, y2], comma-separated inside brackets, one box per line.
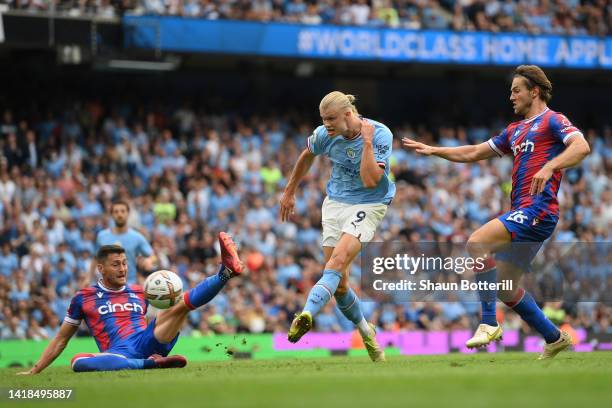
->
[105, 318, 179, 359]
[495, 205, 558, 270]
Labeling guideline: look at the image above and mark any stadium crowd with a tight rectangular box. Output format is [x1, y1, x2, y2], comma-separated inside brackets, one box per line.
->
[0, 101, 610, 342]
[4, 0, 611, 36]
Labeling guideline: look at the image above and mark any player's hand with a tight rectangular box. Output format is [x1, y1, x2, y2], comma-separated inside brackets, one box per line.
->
[530, 164, 554, 195]
[141, 256, 156, 272]
[361, 119, 375, 144]
[279, 191, 296, 222]
[402, 138, 436, 155]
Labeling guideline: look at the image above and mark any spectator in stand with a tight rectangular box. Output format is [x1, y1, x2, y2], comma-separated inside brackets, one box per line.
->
[6, 0, 610, 35]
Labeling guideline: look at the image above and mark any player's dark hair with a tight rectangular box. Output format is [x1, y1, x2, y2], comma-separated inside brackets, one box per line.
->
[111, 200, 130, 212]
[513, 65, 552, 103]
[96, 245, 126, 263]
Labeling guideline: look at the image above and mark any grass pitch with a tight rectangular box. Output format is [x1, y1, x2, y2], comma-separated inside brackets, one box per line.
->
[2, 352, 610, 408]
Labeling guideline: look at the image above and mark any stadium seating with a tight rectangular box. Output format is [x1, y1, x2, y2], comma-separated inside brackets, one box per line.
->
[5, 0, 611, 36]
[0, 101, 609, 340]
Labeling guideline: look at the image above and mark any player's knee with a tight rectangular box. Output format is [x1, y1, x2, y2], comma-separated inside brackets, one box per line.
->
[467, 233, 484, 247]
[467, 234, 488, 257]
[72, 360, 94, 373]
[71, 353, 95, 369]
[71, 353, 97, 372]
[326, 252, 348, 271]
[153, 323, 181, 345]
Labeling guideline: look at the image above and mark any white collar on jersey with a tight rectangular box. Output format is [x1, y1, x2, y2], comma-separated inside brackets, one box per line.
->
[97, 280, 126, 292]
[523, 107, 549, 124]
[343, 132, 361, 141]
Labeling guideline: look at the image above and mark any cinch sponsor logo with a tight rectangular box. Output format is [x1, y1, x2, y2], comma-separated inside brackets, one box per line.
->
[98, 301, 144, 315]
[511, 140, 535, 155]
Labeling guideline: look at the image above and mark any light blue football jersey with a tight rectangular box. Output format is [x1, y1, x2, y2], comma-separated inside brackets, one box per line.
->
[307, 118, 396, 205]
[95, 228, 154, 283]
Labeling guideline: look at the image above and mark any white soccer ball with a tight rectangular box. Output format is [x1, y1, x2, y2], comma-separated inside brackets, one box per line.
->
[144, 270, 183, 309]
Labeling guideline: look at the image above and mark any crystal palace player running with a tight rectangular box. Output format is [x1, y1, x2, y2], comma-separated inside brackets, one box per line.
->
[402, 65, 590, 359]
[280, 91, 395, 362]
[17, 233, 244, 374]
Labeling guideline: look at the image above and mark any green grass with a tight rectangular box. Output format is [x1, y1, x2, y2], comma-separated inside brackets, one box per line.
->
[2, 352, 610, 408]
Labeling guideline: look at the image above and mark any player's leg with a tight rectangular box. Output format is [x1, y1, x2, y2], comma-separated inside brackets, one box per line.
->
[465, 218, 511, 348]
[319, 245, 384, 362]
[183, 231, 244, 311]
[326, 245, 372, 336]
[154, 232, 244, 344]
[330, 247, 371, 325]
[302, 233, 361, 318]
[71, 352, 158, 372]
[72, 352, 186, 372]
[317, 202, 386, 360]
[334, 262, 385, 362]
[333, 203, 388, 361]
[332, 246, 368, 332]
[496, 210, 570, 358]
[496, 260, 570, 359]
[153, 271, 222, 344]
[288, 233, 361, 343]
[287, 199, 340, 342]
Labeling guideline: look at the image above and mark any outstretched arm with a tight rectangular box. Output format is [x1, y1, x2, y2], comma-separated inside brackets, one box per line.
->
[402, 138, 497, 163]
[530, 135, 590, 195]
[280, 148, 316, 222]
[17, 323, 79, 375]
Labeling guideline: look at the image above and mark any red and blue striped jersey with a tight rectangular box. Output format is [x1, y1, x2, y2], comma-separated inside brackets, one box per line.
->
[487, 108, 583, 218]
[64, 282, 148, 352]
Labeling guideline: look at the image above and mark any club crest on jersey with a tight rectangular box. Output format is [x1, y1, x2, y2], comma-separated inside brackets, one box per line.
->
[511, 140, 535, 156]
[346, 148, 356, 159]
[98, 301, 144, 315]
[560, 115, 571, 127]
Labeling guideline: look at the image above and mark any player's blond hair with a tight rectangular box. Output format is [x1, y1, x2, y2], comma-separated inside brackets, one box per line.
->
[319, 91, 359, 115]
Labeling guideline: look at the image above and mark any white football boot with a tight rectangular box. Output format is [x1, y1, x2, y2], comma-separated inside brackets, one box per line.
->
[466, 323, 503, 348]
[538, 331, 572, 360]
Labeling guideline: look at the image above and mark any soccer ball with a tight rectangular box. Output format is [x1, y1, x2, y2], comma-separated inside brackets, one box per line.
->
[144, 270, 183, 309]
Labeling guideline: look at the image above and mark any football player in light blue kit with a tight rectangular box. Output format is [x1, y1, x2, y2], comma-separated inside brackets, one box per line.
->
[89, 201, 157, 285]
[280, 91, 395, 362]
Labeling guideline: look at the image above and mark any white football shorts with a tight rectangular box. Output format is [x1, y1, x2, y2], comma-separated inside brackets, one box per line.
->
[321, 197, 387, 247]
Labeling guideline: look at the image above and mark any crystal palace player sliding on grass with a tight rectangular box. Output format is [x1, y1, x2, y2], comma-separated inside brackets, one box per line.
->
[17, 233, 244, 374]
[280, 91, 395, 362]
[403, 65, 590, 359]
